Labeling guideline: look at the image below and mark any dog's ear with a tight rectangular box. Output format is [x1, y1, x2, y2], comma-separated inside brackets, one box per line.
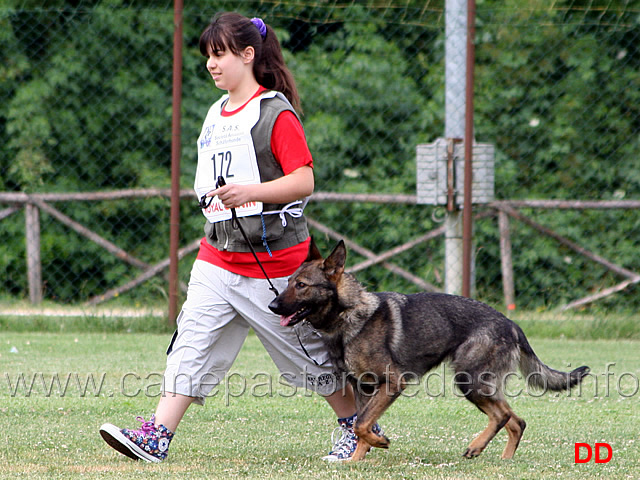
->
[307, 237, 323, 261]
[323, 240, 346, 280]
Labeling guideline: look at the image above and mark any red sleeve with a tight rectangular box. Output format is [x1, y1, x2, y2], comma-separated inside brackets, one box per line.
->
[270, 110, 314, 174]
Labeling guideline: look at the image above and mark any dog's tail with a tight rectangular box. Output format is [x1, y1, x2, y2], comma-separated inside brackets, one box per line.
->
[516, 326, 590, 392]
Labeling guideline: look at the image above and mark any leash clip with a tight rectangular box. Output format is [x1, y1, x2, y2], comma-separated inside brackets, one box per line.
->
[197, 176, 227, 209]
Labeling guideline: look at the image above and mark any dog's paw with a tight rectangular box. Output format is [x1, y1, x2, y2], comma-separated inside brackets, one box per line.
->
[378, 434, 391, 449]
[365, 431, 390, 449]
[462, 447, 481, 459]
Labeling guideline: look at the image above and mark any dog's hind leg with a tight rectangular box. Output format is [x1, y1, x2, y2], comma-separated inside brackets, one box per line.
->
[462, 397, 512, 459]
[501, 411, 526, 459]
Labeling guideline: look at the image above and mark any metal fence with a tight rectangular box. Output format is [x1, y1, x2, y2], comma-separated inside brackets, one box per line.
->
[1, 1, 638, 318]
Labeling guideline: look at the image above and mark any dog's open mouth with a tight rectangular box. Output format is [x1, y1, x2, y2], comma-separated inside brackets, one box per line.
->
[279, 308, 311, 327]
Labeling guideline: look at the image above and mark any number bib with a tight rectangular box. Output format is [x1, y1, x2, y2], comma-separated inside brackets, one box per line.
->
[194, 92, 278, 223]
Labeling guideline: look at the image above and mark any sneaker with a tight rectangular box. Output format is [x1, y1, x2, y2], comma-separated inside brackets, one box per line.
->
[322, 414, 383, 462]
[99, 415, 174, 463]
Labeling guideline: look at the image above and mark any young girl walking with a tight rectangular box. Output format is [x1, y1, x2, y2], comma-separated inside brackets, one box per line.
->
[99, 12, 377, 463]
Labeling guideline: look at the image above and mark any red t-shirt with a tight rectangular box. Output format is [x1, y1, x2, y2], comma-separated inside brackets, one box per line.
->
[196, 87, 313, 278]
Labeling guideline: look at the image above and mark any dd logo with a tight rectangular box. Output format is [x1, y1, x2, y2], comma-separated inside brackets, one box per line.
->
[574, 443, 613, 464]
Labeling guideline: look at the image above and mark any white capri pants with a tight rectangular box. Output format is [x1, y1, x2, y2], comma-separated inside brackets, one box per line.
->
[163, 260, 340, 405]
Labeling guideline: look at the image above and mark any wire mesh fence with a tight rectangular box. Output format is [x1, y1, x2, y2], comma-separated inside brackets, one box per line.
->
[1, 1, 638, 317]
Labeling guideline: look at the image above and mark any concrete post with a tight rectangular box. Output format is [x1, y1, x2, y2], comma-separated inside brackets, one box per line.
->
[444, 0, 467, 295]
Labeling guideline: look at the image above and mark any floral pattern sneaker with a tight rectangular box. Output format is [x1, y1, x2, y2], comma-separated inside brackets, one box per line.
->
[100, 415, 174, 463]
[322, 414, 384, 462]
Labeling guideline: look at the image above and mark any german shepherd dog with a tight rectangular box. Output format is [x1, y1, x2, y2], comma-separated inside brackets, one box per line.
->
[269, 240, 589, 461]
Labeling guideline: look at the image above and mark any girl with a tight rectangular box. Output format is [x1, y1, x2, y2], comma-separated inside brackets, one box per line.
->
[99, 12, 373, 463]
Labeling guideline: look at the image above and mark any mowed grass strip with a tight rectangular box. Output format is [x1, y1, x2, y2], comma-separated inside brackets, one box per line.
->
[1, 331, 639, 479]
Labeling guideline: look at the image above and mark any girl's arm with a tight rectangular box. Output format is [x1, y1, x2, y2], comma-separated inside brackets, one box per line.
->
[207, 165, 313, 209]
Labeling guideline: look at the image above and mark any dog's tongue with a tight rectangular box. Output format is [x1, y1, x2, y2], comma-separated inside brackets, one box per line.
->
[280, 314, 294, 327]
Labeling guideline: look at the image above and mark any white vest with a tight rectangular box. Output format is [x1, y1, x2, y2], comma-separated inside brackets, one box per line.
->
[194, 91, 282, 223]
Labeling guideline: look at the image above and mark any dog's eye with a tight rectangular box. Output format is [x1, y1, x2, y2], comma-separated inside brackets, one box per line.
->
[295, 281, 307, 289]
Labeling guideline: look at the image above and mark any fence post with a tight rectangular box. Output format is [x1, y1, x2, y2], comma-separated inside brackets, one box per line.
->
[168, 0, 184, 326]
[25, 203, 43, 304]
[461, 0, 476, 298]
[498, 209, 515, 310]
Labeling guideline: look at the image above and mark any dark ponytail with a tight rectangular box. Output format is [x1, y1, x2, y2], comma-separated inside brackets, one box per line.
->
[199, 12, 301, 113]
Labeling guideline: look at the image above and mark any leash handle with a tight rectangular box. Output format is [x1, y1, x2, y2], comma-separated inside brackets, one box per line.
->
[216, 177, 280, 297]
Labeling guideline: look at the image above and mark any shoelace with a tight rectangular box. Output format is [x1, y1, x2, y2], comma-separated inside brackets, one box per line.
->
[132, 415, 157, 437]
[329, 424, 356, 456]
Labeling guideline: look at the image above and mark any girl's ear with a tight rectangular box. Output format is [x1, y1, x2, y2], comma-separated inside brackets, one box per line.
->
[242, 46, 255, 64]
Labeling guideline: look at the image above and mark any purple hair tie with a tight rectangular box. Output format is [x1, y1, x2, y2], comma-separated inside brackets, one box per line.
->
[251, 17, 267, 39]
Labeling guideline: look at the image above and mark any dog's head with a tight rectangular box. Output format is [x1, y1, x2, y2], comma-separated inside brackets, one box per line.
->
[268, 239, 346, 331]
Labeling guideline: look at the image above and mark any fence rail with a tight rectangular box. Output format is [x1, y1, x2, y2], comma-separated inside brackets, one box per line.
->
[2, 190, 637, 313]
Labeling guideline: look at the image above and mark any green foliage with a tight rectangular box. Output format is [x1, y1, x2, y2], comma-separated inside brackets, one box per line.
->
[471, 4, 640, 309]
[475, 11, 640, 200]
[0, 2, 638, 311]
[294, 14, 435, 189]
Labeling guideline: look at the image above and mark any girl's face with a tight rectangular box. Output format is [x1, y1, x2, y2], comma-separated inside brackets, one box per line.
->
[206, 45, 254, 93]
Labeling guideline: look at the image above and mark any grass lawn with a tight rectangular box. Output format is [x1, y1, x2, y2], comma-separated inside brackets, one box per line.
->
[1, 329, 639, 479]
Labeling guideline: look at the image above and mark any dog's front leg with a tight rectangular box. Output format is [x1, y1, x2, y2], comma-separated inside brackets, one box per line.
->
[352, 385, 400, 454]
[345, 385, 374, 461]
[350, 436, 372, 461]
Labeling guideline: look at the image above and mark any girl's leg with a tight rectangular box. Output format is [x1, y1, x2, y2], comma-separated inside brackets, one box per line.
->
[323, 383, 356, 418]
[100, 261, 248, 462]
[231, 275, 371, 461]
[154, 393, 195, 432]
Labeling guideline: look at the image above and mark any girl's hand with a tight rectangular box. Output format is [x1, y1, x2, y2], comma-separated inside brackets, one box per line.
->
[206, 184, 254, 209]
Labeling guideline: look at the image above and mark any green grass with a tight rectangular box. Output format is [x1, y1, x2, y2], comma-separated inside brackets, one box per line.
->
[0, 301, 173, 334]
[1, 329, 639, 479]
[3, 298, 640, 340]
[511, 310, 640, 340]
